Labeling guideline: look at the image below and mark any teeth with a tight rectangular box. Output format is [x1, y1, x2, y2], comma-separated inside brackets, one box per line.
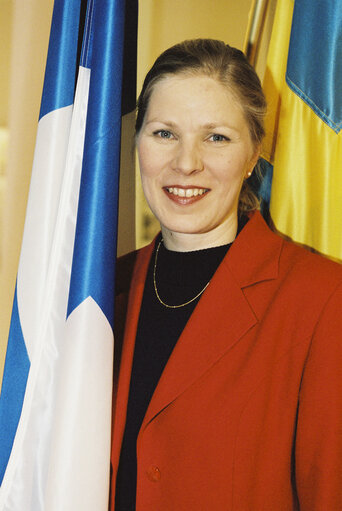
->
[166, 187, 208, 198]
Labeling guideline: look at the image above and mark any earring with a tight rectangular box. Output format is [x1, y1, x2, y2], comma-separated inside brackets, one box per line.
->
[246, 171, 252, 178]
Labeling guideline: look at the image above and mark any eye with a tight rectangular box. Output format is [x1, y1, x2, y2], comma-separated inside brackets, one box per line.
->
[153, 129, 173, 139]
[209, 133, 230, 143]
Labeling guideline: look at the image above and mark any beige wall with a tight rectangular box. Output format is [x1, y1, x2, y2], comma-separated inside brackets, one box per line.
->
[137, 0, 252, 81]
[0, 0, 13, 126]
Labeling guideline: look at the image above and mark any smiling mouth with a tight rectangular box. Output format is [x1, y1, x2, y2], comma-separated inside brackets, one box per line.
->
[163, 186, 210, 205]
[165, 186, 210, 198]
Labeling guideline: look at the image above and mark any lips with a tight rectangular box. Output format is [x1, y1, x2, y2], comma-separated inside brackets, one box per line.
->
[163, 186, 210, 205]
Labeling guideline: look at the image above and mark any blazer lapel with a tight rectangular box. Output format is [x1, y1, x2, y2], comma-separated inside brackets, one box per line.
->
[141, 212, 283, 430]
[141, 254, 256, 431]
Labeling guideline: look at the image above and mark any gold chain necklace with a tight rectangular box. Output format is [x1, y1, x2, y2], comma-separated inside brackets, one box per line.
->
[153, 240, 210, 309]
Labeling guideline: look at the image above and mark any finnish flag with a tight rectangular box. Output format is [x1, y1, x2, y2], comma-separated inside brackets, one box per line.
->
[0, 0, 137, 508]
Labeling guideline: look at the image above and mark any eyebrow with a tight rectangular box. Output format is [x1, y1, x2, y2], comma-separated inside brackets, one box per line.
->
[201, 122, 235, 130]
[145, 119, 238, 131]
[145, 119, 177, 127]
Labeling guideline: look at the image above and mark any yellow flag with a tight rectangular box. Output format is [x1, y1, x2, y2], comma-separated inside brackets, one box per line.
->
[263, 0, 342, 261]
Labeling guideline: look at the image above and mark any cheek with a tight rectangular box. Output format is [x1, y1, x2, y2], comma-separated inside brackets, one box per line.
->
[137, 144, 150, 177]
[138, 150, 161, 204]
[212, 156, 247, 186]
[138, 144, 162, 179]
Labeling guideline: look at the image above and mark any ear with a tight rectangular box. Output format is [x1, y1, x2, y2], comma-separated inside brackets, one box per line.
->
[245, 144, 261, 179]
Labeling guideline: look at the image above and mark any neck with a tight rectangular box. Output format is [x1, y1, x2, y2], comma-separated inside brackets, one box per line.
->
[161, 216, 238, 252]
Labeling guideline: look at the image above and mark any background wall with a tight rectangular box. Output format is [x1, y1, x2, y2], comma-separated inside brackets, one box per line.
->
[0, 0, 12, 127]
[0, 0, 275, 381]
[0, 0, 12, 284]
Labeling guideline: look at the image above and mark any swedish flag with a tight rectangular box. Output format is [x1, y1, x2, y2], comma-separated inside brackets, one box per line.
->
[263, 0, 342, 261]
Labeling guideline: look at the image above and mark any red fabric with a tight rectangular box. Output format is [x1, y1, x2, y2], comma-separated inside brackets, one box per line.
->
[110, 211, 342, 510]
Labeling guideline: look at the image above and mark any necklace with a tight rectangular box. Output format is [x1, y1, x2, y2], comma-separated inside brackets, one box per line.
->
[153, 239, 210, 309]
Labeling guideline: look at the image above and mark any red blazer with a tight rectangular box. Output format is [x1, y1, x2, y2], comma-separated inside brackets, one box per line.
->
[110, 211, 342, 511]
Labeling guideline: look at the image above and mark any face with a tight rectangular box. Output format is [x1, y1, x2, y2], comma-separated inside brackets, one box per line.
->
[136, 74, 260, 250]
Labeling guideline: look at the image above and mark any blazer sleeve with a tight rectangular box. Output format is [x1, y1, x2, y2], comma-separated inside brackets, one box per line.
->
[295, 280, 342, 510]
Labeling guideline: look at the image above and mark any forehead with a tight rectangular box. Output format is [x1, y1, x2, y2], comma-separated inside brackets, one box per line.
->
[150, 73, 239, 105]
[145, 73, 248, 129]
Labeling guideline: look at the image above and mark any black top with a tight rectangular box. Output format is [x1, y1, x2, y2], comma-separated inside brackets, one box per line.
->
[115, 234, 239, 510]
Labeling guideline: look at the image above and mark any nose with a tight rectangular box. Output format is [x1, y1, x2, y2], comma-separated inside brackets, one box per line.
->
[172, 140, 204, 175]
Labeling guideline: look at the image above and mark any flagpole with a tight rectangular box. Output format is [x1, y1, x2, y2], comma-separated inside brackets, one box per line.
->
[244, 0, 270, 66]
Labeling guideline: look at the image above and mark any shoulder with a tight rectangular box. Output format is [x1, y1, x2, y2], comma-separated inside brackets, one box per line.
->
[232, 211, 342, 325]
[115, 249, 139, 296]
[115, 239, 156, 296]
[277, 229, 342, 294]
[279, 239, 342, 322]
[248, 210, 342, 290]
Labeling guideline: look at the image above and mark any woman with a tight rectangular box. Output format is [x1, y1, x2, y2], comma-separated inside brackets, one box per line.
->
[110, 39, 342, 510]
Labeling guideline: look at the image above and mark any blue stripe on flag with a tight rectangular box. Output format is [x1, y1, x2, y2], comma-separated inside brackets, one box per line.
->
[0, 286, 30, 483]
[67, 0, 126, 328]
[286, 0, 342, 133]
[39, 0, 82, 119]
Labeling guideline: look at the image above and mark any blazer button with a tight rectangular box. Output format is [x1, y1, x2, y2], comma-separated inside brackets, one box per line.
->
[147, 465, 161, 482]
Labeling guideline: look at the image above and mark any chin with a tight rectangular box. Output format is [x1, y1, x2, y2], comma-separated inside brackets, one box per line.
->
[161, 221, 209, 236]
